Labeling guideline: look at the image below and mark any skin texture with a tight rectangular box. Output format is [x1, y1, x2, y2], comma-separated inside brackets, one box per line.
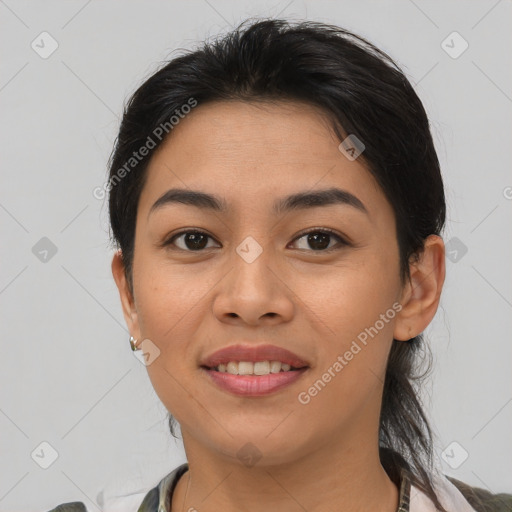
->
[112, 100, 445, 512]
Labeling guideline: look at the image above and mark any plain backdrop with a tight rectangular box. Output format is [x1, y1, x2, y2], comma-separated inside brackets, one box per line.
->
[1, 1, 511, 510]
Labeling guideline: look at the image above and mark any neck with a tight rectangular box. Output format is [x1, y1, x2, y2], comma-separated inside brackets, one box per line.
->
[171, 432, 399, 512]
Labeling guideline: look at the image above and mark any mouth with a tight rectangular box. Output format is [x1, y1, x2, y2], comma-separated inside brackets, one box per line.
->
[199, 343, 310, 396]
[200, 343, 310, 370]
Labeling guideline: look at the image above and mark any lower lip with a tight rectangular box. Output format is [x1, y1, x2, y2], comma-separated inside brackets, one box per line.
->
[201, 367, 309, 396]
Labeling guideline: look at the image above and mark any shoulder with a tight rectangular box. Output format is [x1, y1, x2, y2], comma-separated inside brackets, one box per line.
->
[46, 503, 87, 512]
[46, 463, 189, 512]
[446, 475, 512, 512]
[409, 472, 512, 512]
[46, 488, 159, 512]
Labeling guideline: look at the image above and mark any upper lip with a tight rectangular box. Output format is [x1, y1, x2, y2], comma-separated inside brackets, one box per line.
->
[200, 344, 310, 369]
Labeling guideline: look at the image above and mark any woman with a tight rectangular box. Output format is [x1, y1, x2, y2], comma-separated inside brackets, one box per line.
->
[49, 18, 512, 512]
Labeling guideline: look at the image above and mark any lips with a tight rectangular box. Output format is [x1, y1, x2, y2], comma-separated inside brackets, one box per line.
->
[200, 344, 310, 369]
[202, 367, 309, 396]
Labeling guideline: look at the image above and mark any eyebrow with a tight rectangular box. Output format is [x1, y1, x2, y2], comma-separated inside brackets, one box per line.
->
[148, 187, 368, 219]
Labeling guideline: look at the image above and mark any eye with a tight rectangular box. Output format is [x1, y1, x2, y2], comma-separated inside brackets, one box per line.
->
[289, 228, 348, 252]
[163, 228, 349, 253]
[164, 230, 220, 251]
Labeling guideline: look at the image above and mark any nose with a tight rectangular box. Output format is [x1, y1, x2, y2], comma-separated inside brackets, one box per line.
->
[211, 243, 295, 327]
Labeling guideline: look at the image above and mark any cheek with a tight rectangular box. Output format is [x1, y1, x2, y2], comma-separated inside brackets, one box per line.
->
[291, 253, 400, 342]
[131, 255, 213, 399]
[132, 260, 210, 421]
[290, 254, 399, 401]
[133, 247, 212, 337]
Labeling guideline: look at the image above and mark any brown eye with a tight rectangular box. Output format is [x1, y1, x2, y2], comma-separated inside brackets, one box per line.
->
[166, 231, 220, 251]
[290, 229, 347, 252]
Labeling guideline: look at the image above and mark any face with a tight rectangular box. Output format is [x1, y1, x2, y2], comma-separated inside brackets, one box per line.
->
[115, 100, 410, 466]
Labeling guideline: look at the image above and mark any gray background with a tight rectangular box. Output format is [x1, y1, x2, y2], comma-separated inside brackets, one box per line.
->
[1, 1, 511, 510]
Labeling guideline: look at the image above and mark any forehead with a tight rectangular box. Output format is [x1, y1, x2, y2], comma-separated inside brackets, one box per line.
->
[137, 100, 389, 219]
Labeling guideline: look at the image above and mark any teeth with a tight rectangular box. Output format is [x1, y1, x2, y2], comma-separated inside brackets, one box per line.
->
[238, 361, 254, 375]
[226, 362, 238, 374]
[214, 360, 296, 375]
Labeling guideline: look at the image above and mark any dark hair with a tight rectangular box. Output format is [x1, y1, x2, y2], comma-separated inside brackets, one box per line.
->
[108, 18, 447, 510]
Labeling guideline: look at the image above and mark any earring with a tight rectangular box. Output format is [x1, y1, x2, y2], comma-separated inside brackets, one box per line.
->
[130, 336, 140, 351]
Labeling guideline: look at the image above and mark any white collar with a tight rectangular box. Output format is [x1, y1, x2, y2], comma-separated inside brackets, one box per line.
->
[410, 473, 478, 512]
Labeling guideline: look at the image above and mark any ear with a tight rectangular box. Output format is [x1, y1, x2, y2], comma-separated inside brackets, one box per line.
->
[111, 250, 141, 340]
[393, 235, 446, 341]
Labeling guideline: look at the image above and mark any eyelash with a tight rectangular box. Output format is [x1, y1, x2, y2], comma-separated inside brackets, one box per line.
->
[162, 227, 349, 253]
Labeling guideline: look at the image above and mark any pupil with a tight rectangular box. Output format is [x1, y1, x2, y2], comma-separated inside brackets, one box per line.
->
[185, 233, 208, 250]
[308, 232, 330, 250]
